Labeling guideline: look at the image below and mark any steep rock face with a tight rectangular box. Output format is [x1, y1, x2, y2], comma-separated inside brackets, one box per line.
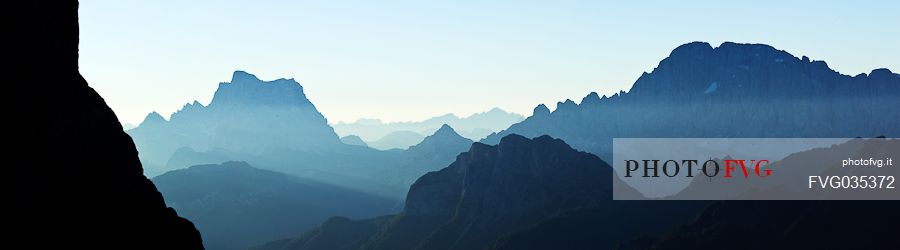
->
[12, 1, 202, 248]
[128, 70, 343, 176]
[484, 42, 900, 159]
[152, 162, 396, 250]
[365, 134, 619, 250]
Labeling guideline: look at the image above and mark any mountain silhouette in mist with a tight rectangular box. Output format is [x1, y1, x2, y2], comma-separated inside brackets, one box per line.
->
[484, 42, 900, 159]
[257, 134, 645, 250]
[127, 71, 407, 199]
[129, 71, 342, 176]
[334, 107, 524, 145]
[12, 1, 201, 248]
[152, 161, 397, 250]
[366, 130, 426, 150]
[130, 73, 479, 200]
[390, 124, 474, 187]
[340, 135, 369, 147]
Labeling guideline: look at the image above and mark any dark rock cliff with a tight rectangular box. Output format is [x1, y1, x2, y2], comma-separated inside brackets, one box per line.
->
[12, 1, 203, 248]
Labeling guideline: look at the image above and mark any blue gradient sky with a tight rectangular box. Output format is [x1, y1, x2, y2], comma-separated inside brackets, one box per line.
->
[78, 0, 899, 125]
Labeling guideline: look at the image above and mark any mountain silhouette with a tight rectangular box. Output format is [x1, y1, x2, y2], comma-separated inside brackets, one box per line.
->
[152, 161, 397, 250]
[483, 42, 900, 159]
[125, 71, 424, 199]
[128, 73, 495, 201]
[366, 130, 426, 150]
[340, 135, 369, 147]
[257, 134, 647, 250]
[12, 1, 202, 248]
[391, 124, 474, 187]
[334, 107, 524, 144]
[129, 70, 342, 176]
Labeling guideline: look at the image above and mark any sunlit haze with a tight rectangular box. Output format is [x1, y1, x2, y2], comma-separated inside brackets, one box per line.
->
[78, 0, 899, 125]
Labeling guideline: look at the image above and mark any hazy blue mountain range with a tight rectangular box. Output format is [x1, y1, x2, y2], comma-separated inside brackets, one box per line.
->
[365, 130, 426, 150]
[256, 134, 690, 250]
[255, 42, 899, 250]
[340, 135, 369, 147]
[152, 161, 397, 250]
[148, 126, 473, 249]
[483, 42, 900, 160]
[333, 107, 524, 145]
[128, 71, 343, 176]
[127, 71, 473, 200]
[13, 1, 201, 248]
[389, 124, 474, 187]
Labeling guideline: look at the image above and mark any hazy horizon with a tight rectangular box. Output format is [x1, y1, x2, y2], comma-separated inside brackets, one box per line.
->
[78, 0, 899, 125]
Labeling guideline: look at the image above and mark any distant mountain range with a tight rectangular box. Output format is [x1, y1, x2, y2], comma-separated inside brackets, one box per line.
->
[365, 130, 426, 150]
[256, 42, 900, 250]
[391, 124, 474, 187]
[19, 0, 900, 248]
[483, 42, 900, 159]
[333, 108, 524, 149]
[152, 161, 398, 250]
[146, 123, 474, 249]
[256, 134, 698, 250]
[127, 71, 473, 201]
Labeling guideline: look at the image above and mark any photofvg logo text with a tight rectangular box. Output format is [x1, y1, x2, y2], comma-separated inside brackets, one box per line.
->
[623, 159, 773, 179]
[612, 138, 899, 200]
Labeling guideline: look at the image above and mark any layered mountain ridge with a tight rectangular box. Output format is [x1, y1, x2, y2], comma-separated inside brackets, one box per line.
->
[484, 42, 900, 159]
[152, 161, 396, 250]
[129, 70, 342, 176]
[334, 107, 524, 144]
[257, 134, 648, 250]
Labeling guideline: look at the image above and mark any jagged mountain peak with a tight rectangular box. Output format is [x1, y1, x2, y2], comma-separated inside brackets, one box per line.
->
[398, 134, 612, 249]
[128, 70, 343, 174]
[532, 104, 550, 117]
[231, 70, 260, 83]
[581, 92, 601, 106]
[140, 111, 167, 126]
[433, 124, 459, 137]
[409, 124, 472, 152]
[483, 41, 899, 159]
[209, 70, 311, 107]
[870, 68, 897, 78]
[555, 99, 578, 112]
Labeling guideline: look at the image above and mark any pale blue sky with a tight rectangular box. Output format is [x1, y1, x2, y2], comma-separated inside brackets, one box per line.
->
[79, 0, 899, 125]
